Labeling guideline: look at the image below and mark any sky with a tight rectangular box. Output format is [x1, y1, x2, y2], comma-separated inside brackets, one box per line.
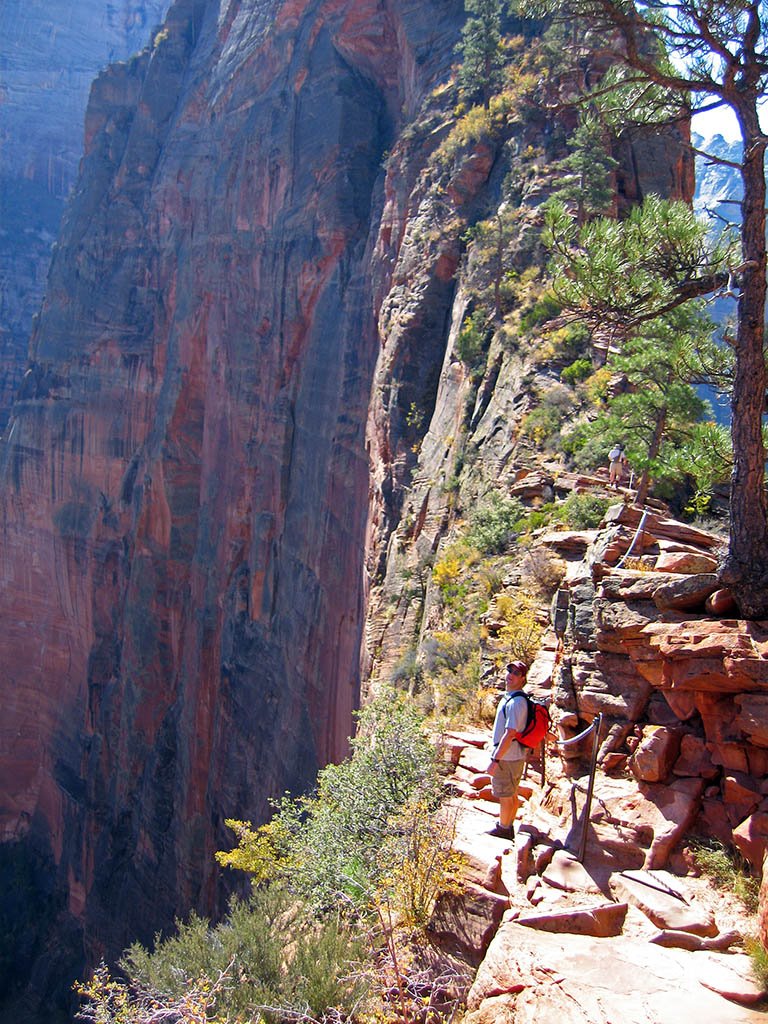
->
[692, 105, 741, 141]
[690, 98, 767, 142]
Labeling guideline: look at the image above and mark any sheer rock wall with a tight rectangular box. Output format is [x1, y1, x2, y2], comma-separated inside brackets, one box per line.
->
[0, 0, 461, 1015]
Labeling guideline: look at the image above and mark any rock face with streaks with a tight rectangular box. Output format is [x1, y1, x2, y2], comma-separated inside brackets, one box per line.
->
[0, 0, 461, 1016]
[0, 0, 170, 430]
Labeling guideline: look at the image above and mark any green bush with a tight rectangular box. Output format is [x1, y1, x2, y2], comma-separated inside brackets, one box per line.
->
[522, 405, 563, 447]
[457, 310, 490, 372]
[520, 290, 562, 331]
[218, 693, 442, 910]
[561, 357, 593, 385]
[81, 694, 449, 1023]
[119, 886, 368, 1022]
[552, 492, 611, 529]
[377, 799, 465, 928]
[516, 504, 555, 532]
[466, 493, 525, 554]
[521, 383, 575, 449]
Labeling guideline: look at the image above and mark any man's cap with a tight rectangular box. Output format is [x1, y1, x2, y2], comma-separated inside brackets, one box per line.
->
[506, 660, 527, 675]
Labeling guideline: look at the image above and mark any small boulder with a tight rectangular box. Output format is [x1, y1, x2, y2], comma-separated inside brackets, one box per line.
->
[533, 842, 557, 874]
[705, 588, 738, 616]
[696, 797, 734, 847]
[652, 573, 719, 611]
[663, 689, 698, 721]
[613, 870, 717, 937]
[515, 831, 536, 883]
[734, 694, 768, 748]
[732, 811, 768, 871]
[515, 901, 628, 937]
[723, 772, 762, 825]
[629, 726, 682, 783]
[673, 734, 718, 780]
[650, 928, 741, 952]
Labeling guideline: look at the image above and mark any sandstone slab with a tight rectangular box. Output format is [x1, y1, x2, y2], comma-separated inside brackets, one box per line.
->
[466, 924, 765, 1023]
[612, 870, 717, 936]
[655, 550, 719, 574]
[540, 850, 603, 895]
[604, 505, 720, 549]
[587, 775, 703, 869]
[564, 650, 653, 719]
[516, 901, 628, 937]
[695, 952, 767, 1005]
[459, 746, 494, 774]
[443, 729, 487, 749]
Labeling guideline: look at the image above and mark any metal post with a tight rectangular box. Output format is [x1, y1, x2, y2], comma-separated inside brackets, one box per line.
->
[578, 713, 602, 864]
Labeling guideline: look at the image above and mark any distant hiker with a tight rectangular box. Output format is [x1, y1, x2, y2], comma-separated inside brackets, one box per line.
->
[486, 661, 529, 841]
[608, 443, 627, 489]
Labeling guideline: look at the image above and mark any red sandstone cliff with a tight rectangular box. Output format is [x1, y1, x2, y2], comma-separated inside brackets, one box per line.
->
[0, 0, 694, 1018]
[0, 0, 461, 1015]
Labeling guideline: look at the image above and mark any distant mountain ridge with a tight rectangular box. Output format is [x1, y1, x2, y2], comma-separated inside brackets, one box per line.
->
[692, 132, 743, 226]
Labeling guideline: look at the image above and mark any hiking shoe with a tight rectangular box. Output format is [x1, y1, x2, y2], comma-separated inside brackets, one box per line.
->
[488, 824, 514, 840]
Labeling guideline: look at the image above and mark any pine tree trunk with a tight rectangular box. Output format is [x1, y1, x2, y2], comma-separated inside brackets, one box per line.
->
[634, 402, 667, 508]
[720, 105, 768, 618]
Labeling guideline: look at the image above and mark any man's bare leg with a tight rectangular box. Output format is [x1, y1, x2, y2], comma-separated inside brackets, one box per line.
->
[499, 792, 519, 830]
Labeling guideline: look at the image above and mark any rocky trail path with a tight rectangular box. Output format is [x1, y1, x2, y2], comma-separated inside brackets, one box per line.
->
[430, 728, 767, 1023]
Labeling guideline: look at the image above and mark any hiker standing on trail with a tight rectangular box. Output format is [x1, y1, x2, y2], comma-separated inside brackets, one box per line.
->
[486, 661, 529, 841]
[608, 443, 627, 489]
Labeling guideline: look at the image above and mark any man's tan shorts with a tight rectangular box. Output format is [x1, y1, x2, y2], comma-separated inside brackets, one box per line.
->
[491, 758, 525, 799]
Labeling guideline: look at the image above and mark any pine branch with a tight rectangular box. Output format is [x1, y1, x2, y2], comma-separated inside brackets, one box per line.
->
[690, 145, 743, 170]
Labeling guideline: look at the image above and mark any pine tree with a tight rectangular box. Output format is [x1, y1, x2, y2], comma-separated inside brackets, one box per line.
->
[458, 0, 505, 108]
[550, 115, 619, 224]
[570, 305, 726, 507]
[520, 0, 768, 617]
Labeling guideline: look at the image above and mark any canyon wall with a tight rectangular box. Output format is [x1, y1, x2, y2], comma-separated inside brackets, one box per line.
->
[0, 0, 169, 429]
[0, 0, 461, 1017]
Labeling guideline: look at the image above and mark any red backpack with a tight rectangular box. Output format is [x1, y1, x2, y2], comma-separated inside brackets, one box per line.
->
[505, 690, 551, 748]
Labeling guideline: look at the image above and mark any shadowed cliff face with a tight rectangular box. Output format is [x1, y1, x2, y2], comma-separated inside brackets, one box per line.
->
[0, 0, 170, 430]
[0, 0, 462, 1016]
